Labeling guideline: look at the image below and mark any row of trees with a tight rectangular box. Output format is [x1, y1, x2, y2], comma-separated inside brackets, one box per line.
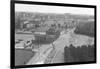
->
[64, 44, 95, 63]
[74, 21, 94, 37]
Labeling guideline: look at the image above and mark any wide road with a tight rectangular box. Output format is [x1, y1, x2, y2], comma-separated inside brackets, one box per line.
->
[26, 29, 74, 64]
[50, 28, 94, 63]
[50, 30, 71, 63]
[26, 28, 94, 64]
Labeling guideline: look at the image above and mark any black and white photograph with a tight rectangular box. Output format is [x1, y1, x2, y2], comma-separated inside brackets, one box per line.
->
[12, 1, 96, 68]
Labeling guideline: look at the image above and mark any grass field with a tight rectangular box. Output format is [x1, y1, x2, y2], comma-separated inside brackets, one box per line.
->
[15, 33, 35, 41]
[15, 49, 35, 66]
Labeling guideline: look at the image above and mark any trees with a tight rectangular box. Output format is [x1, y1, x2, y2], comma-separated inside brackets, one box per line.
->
[64, 44, 94, 63]
[15, 16, 21, 30]
[64, 46, 74, 62]
[74, 21, 94, 37]
[46, 28, 56, 35]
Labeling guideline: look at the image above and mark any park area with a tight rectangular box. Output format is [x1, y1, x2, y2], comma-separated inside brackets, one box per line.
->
[15, 49, 35, 65]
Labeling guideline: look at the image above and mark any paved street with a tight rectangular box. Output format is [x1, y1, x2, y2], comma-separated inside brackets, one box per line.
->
[26, 30, 71, 64]
[26, 29, 94, 64]
[26, 44, 53, 65]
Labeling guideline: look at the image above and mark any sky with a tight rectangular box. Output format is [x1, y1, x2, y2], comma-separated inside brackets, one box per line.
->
[15, 4, 94, 15]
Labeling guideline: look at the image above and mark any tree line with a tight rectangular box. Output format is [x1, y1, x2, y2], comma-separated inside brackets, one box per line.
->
[64, 44, 94, 63]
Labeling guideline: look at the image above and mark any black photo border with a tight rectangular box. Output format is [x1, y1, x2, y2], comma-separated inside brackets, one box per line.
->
[10, 0, 97, 69]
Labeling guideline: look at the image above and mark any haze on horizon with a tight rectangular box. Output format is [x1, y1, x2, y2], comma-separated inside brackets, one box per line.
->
[15, 4, 94, 16]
